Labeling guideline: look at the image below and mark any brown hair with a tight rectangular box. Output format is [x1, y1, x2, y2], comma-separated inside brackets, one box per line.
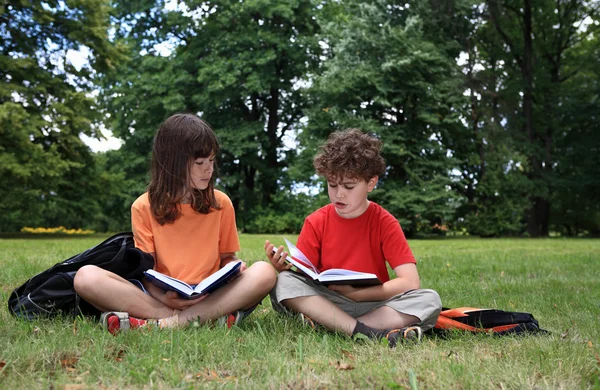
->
[313, 128, 386, 182]
[148, 113, 221, 224]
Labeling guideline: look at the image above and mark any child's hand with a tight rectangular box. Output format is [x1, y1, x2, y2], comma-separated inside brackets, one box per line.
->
[162, 290, 208, 310]
[264, 240, 293, 273]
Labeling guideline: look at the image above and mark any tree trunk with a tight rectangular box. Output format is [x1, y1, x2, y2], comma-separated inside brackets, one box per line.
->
[521, 0, 546, 236]
[263, 86, 280, 205]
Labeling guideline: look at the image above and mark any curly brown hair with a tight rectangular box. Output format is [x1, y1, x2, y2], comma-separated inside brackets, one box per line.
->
[313, 129, 386, 182]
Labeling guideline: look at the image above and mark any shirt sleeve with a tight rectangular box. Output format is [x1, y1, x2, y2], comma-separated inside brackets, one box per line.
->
[218, 194, 241, 254]
[381, 214, 416, 269]
[131, 197, 155, 255]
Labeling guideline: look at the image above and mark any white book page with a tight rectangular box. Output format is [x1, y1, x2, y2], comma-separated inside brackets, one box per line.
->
[317, 274, 376, 283]
[194, 261, 241, 293]
[318, 268, 377, 278]
[284, 238, 320, 276]
[271, 247, 317, 279]
[146, 270, 194, 294]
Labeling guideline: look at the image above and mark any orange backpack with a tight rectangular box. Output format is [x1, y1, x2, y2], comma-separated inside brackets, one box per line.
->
[433, 307, 548, 335]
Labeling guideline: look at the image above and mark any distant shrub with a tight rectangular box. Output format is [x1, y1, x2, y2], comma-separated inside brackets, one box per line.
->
[20, 226, 95, 235]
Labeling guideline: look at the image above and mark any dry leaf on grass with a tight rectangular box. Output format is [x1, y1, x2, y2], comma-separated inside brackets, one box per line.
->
[0, 361, 6, 369]
[114, 349, 125, 362]
[331, 361, 354, 370]
[61, 356, 79, 369]
[341, 350, 355, 360]
[195, 369, 236, 382]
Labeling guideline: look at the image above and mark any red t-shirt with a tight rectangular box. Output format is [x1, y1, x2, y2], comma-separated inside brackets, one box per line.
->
[296, 202, 415, 283]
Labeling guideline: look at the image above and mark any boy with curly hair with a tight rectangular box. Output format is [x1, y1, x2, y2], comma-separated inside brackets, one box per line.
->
[265, 129, 441, 347]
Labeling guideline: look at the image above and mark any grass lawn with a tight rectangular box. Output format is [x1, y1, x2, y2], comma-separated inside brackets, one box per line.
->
[1, 235, 599, 389]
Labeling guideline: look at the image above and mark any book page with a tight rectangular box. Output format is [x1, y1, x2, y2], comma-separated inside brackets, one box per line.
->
[319, 268, 378, 278]
[194, 260, 241, 293]
[284, 238, 319, 276]
[145, 270, 194, 295]
[271, 247, 318, 279]
[317, 269, 381, 286]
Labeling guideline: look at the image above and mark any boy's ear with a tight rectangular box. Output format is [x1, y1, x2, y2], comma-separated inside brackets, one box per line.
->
[367, 176, 378, 191]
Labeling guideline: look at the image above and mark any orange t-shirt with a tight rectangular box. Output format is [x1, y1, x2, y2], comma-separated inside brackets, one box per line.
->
[131, 190, 240, 284]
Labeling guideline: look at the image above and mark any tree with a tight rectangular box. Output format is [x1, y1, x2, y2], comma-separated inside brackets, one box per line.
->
[549, 20, 600, 236]
[483, 0, 599, 236]
[102, 0, 322, 231]
[299, 0, 468, 236]
[0, 0, 122, 231]
[450, 3, 533, 236]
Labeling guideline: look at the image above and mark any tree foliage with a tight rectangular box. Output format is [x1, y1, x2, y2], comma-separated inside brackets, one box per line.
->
[0, 0, 122, 232]
[1, 0, 598, 237]
[461, 0, 600, 236]
[102, 0, 322, 231]
[297, 0, 469, 236]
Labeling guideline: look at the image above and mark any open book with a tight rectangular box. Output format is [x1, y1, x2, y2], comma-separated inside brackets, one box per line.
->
[144, 261, 242, 299]
[274, 238, 381, 286]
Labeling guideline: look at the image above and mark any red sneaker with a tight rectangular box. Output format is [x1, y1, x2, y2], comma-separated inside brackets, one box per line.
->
[100, 312, 156, 335]
[218, 305, 259, 328]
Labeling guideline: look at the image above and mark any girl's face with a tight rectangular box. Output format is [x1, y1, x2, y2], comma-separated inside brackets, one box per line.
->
[190, 154, 215, 190]
[327, 175, 377, 219]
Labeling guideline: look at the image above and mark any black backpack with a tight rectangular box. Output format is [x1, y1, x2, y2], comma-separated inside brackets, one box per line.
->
[8, 232, 154, 320]
[432, 307, 549, 336]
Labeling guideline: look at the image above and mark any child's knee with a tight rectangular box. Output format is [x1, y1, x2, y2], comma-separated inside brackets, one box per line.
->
[424, 289, 442, 312]
[73, 265, 103, 294]
[249, 261, 277, 290]
[417, 289, 443, 328]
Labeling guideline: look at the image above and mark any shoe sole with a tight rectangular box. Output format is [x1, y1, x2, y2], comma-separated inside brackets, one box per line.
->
[100, 311, 130, 334]
[403, 326, 423, 342]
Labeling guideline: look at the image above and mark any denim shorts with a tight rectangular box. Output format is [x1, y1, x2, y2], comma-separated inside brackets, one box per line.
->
[129, 278, 150, 295]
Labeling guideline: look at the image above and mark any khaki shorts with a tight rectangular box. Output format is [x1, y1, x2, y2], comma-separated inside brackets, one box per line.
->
[271, 271, 442, 330]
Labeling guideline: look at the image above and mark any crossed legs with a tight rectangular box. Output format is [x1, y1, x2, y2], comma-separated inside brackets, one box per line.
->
[74, 261, 277, 326]
[282, 295, 418, 336]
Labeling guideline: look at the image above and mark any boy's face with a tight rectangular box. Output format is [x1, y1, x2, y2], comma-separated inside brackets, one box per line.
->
[326, 175, 377, 219]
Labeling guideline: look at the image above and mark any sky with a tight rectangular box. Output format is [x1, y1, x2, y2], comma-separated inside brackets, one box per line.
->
[66, 49, 124, 153]
[80, 129, 124, 153]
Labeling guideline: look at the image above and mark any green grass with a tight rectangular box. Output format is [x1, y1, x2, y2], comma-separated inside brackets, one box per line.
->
[1, 235, 599, 389]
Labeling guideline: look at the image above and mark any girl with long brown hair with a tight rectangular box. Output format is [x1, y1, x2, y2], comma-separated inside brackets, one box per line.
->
[74, 113, 276, 332]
